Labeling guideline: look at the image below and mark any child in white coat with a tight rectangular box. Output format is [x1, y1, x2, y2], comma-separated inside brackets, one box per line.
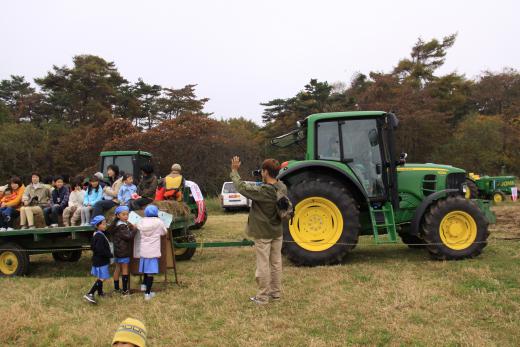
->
[137, 204, 167, 300]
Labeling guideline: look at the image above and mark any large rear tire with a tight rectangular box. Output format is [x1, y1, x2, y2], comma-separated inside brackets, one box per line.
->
[283, 179, 360, 266]
[0, 243, 30, 277]
[422, 196, 489, 260]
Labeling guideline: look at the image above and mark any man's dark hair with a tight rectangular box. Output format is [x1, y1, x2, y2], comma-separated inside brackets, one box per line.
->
[54, 176, 64, 183]
[122, 173, 133, 181]
[141, 164, 154, 175]
[262, 159, 281, 178]
[31, 172, 41, 179]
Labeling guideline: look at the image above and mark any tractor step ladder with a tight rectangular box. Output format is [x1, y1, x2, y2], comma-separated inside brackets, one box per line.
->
[369, 202, 398, 244]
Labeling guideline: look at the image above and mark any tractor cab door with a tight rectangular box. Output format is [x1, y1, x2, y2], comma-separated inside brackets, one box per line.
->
[316, 119, 386, 199]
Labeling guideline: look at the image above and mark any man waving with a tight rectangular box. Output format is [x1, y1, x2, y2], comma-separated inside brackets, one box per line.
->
[230, 156, 287, 305]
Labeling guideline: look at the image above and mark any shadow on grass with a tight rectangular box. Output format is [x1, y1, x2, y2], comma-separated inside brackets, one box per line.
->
[27, 254, 93, 278]
[341, 244, 430, 265]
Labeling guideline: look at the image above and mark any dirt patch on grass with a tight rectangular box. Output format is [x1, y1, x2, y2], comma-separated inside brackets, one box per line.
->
[490, 202, 520, 237]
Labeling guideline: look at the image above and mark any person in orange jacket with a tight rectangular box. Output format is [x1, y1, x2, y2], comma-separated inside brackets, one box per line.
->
[0, 176, 25, 231]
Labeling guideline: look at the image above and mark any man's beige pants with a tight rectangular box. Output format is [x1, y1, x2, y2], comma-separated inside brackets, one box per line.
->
[254, 236, 283, 303]
[20, 206, 44, 227]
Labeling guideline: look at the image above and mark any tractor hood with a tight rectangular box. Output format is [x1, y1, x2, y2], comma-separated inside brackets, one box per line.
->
[397, 163, 466, 174]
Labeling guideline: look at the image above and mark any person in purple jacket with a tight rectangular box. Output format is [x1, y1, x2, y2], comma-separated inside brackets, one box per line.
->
[43, 176, 70, 227]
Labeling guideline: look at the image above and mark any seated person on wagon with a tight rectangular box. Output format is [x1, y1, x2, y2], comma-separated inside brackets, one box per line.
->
[0, 177, 25, 231]
[155, 163, 184, 201]
[92, 165, 123, 218]
[20, 173, 52, 229]
[129, 164, 158, 210]
[43, 176, 70, 228]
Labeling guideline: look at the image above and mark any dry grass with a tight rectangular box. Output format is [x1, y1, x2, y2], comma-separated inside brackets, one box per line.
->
[1, 203, 520, 346]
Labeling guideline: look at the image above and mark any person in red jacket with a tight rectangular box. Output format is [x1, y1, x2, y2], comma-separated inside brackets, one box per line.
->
[0, 177, 25, 231]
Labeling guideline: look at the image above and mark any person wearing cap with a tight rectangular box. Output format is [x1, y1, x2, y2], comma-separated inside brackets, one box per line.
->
[136, 205, 167, 300]
[112, 317, 147, 347]
[84, 215, 112, 304]
[107, 205, 136, 295]
[155, 163, 184, 201]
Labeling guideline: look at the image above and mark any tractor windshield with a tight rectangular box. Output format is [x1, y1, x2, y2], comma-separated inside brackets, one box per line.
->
[317, 118, 385, 197]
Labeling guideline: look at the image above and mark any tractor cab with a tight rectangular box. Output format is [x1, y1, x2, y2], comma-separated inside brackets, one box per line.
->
[99, 151, 152, 183]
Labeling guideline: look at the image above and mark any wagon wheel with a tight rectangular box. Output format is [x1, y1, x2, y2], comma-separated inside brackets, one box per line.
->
[52, 250, 82, 262]
[174, 230, 197, 261]
[0, 243, 30, 277]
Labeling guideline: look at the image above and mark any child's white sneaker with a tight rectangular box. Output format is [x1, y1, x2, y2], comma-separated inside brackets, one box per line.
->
[6, 227, 13, 231]
[140, 284, 146, 292]
[144, 292, 156, 301]
[50, 224, 59, 228]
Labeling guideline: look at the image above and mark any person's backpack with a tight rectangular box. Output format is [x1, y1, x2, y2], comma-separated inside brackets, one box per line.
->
[274, 186, 294, 221]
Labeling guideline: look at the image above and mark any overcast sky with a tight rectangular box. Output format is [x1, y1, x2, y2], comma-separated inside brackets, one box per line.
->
[1, 0, 519, 123]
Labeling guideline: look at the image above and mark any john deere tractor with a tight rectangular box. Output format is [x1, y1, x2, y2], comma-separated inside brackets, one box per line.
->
[273, 111, 496, 266]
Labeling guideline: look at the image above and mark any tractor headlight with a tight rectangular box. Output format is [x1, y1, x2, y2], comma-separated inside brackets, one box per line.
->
[461, 184, 467, 194]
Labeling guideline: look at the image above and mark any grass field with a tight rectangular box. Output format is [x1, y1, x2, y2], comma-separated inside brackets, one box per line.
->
[1, 203, 519, 346]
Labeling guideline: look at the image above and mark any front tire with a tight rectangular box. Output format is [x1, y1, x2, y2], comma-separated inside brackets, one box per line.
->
[283, 179, 360, 266]
[492, 191, 506, 204]
[422, 196, 489, 260]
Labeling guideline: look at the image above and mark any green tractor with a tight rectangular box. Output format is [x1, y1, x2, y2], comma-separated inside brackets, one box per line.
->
[273, 111, 496, 266]
[465, 173, 517, 203]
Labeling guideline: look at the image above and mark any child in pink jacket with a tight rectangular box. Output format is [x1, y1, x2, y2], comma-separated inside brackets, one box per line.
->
[137, 204, 167, 300]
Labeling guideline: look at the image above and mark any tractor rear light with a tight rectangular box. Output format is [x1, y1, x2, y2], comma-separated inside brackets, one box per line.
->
[280, 161, 289, 169]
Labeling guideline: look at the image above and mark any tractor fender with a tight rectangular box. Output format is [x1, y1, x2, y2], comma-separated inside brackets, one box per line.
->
[410, 189, 460, 236]
[278, 161, 368, 206]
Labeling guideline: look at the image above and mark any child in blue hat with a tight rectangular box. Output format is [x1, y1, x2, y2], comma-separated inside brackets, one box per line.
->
[136, 205, 168, 300]
[107, 205, 136, 295]
[83, 215, 112, 304]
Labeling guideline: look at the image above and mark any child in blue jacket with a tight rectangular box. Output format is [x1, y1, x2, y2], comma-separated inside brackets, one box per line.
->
[83, 215, 112, 304]
[81, 176, 103, 226]
[118, 173, 137, 207]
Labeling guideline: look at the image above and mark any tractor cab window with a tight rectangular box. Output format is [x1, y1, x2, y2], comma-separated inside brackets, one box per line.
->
[316, 121, 341, 161]
[114, 156, 134, 176]
[341, 119, 385, 197]
[101, 156, 134, 177]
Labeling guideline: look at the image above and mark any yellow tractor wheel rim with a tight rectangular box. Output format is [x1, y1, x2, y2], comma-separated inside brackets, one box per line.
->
[493, 193, 503, 203]
[289, 197, 344, 252]
[0, 251, 19, 275]
[439, 211, 477, 250]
